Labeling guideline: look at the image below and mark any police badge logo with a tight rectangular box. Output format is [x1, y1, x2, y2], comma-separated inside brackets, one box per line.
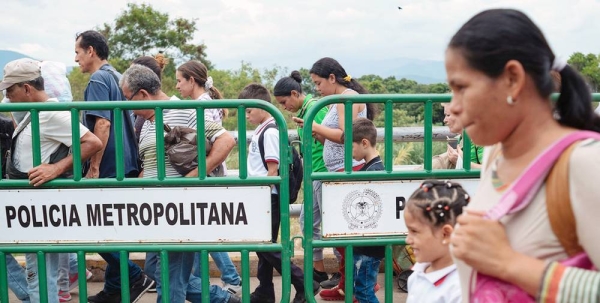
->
[342, 188, 383, 230]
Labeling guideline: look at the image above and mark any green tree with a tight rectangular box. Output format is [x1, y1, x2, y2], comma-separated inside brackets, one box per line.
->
[568, 52, 600, 92]
[298, 68, 317, 96]
[68, 67, 91, 102]
[98, 3, 212, 70]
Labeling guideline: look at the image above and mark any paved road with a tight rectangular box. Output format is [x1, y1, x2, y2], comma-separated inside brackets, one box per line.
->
[7, 275, 408, 302]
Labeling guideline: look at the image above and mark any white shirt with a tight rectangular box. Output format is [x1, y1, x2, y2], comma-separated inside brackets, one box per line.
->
[198, 92, 224, 125]
[407, 262, 461, 303]
[248, 118, 279, 193]
[12, 98, 89, 172]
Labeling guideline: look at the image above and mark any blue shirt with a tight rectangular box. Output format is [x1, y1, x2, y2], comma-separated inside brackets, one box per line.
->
[83, 64, 139, 178]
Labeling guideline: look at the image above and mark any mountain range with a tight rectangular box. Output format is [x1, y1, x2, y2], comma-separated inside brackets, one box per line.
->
[0, 50, 447, 84]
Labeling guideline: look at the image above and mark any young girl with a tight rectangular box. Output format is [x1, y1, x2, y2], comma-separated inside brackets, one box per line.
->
[176, 60, 228, 125]
[405, 180, 469, 303]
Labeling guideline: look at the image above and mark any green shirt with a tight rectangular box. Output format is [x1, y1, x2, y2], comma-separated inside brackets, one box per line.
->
[457, 135, 484, 164]
[470, 144, 484, 164]
[297, 94, 328, 173]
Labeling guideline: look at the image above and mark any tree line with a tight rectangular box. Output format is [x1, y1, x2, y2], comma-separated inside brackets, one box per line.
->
[65, 3, 599, 131]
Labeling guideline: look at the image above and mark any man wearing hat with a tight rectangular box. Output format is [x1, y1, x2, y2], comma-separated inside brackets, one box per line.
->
[0, 58, 102, 303]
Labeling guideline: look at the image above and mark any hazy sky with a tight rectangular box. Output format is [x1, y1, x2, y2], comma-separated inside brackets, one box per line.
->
[1, 0, 599, 71]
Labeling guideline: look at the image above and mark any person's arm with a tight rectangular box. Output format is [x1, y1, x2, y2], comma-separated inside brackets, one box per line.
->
[266, 162, 278, 177]
[85, 117, 110, 178]
[450, 210, 546, 296]
[84, 76, 113, 178]
[538, 262, 600, 303]
[28, 132, 102, 186]
[308, 103, 362, 144]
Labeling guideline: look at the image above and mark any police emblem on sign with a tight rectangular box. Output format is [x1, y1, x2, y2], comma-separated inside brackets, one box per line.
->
[342, 188, 383, 230]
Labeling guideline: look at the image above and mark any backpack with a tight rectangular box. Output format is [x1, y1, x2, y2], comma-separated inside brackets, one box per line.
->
[0, 115, 14, 178]
[258, 123, 303, 203]
[5, 114, 72, 180]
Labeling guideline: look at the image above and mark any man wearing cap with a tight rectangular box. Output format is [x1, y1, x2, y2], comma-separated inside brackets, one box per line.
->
[74, 30, 155, 303]
[0, 58, 102, 303]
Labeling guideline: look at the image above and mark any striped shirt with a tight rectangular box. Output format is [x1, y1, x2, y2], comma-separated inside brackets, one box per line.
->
[538, 262, 600, 303]
[139, 109, 225, 178]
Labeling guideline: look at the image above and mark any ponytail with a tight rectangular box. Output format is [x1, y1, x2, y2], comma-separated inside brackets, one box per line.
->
[207, 86, 228, 119]
[555, 65, 600, 132]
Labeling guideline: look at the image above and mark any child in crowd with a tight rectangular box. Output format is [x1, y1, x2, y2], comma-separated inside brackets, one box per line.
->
[240, 83, 318, 303]
[350, 117, 384, 302]
[405, 180, 470, 303]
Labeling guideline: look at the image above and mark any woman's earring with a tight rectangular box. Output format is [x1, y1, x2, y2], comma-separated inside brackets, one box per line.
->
[442, 239, 448, 245]
[507, 95, 514, 105]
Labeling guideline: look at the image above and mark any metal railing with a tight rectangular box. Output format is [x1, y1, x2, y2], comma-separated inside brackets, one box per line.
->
[300, 94, 477, 303]
[0, 99, 296, 303]
[1, 93, 598, 303]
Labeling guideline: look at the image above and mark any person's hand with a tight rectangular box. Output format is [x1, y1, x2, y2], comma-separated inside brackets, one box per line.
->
[28, 164, 61, 187]
[451, 210, 516, 280]
[447, 144, 459, 165]
[85, 166, 99, 179]
[292, 117, 304, 127]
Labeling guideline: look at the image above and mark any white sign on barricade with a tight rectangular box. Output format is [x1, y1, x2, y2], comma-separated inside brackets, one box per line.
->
[0, 186, 272, 243]
[321, 179, 480, 238]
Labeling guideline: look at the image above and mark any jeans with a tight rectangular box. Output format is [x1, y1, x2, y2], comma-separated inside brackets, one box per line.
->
[299, 181, 324, 261]
[58, 253, 78, 291]
[353, 254, 382, 303]
[255, 194, 305, 296]
[144, 252, 159, 282]
[26, 253, 59, 303]
[6, 254, 30, 303]
[155, 252, 231, 303]
[149, 250, 241, 287]
[99, 252, 142, 293]
[193, 252, 241, 286]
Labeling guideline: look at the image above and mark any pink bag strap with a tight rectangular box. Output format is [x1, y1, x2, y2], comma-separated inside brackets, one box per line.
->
[486, 131, 600, 220]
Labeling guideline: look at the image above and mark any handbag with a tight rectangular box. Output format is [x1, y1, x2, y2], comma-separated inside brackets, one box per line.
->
[163, 123, 224, 176]
[470, 131, 600, 302]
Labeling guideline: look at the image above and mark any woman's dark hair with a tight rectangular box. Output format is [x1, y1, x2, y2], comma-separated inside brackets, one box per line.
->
[273, 71, 303, 96]
[76, 30, 109, 60]
[132, 54, 168, 80]
[310, 57, 377, 120]
[449, 9, 600, 132]
[407, 180, 470, 228]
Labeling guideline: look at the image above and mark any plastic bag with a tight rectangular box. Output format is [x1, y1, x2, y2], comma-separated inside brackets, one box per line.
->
[164, 124, 214, 176]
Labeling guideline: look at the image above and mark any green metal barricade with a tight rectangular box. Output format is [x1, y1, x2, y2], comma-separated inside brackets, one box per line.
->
[298, 94, 460, 302]
[1, 93, 599, 303]
[0, 99, 295, 303]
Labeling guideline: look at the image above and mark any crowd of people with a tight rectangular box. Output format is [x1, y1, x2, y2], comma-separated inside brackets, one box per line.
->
[1, 7, 600, 303]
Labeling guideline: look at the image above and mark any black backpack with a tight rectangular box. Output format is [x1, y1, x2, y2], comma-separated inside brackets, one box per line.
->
[0, 116, 14, 178]
[258, 123, 303, 203]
